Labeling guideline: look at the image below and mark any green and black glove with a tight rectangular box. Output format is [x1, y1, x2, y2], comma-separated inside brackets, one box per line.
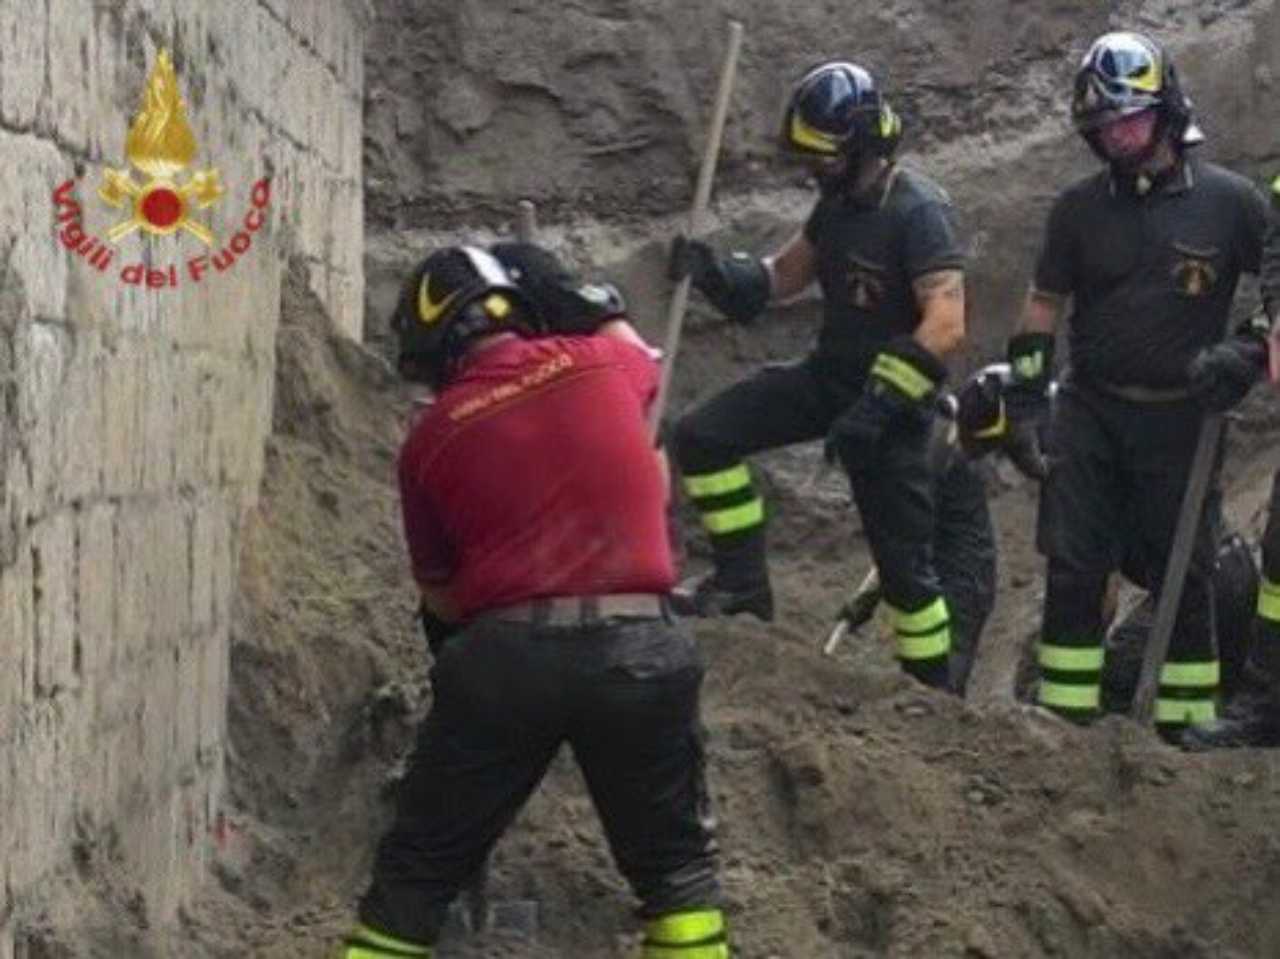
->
[669, 236, 771, 325]
[825, 337, 947, 470]
[1005, 331, 1054, 417]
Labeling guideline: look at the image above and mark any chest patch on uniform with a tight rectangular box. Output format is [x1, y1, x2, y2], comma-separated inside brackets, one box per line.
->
[845, 255, 887, 310]
[1170, 244, 1218, 298]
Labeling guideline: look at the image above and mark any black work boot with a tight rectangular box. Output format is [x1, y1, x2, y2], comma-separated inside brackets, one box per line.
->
[1180, 695, 1280, 750]
[671, 535, 774, 622]
[1181, 667, 1280, 750]
[671, 571, 774, 622]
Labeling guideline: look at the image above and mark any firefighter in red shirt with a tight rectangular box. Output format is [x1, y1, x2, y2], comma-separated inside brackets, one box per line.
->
[340, 246, 726, 958]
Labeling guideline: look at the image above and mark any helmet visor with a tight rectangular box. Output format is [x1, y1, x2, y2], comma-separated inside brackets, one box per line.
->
[1072, 72, 1160, 130]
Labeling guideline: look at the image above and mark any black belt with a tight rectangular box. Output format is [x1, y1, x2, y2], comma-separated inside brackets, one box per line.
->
[483, 593, 667, 626]
[1088, 380, 1193, 403]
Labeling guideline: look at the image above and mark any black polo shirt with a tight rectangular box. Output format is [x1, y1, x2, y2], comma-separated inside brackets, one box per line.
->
[1034, 159, 1269, 389]
[804, 164, 965, 384]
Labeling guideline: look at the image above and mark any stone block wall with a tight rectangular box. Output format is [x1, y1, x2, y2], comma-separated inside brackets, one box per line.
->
[0, 1, 366, 952]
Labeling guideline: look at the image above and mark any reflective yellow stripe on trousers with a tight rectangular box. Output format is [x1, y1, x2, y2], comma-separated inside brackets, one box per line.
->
[341, 924, 432, 959]
[642, 910, 729, 959]
[1258, 577, 1280, 624]
[683, 464, 752, 498]
[888, 596, 950, 660]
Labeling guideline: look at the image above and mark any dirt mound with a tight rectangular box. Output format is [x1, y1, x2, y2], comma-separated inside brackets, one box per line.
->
[160, 257, 1280, 958]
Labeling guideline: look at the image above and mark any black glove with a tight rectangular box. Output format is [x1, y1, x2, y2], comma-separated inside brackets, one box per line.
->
[1005, 331, 1054, 419]
[419, 603, 460, 658]
[555, 281, 627, 335]
[825, 337, 947, 470]
[491, 240, 625, 335]
[955, 367, 1009, 459]
[1187, 317, 1268, 412]
[669, 236, 771, 324]
[956, 363, 1049, 480]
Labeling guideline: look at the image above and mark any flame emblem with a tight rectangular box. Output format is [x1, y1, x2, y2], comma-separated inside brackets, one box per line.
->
[98, 50, 223, 244]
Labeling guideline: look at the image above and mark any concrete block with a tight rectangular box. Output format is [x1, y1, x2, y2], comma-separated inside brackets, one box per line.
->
[173, 640, 202, 768]
[21, 323, 73, 509]
[0, 132, 72, 315]
[77, 504, 115, 683]
[189, 499, 217, 634]
[137, 647, 180, 789]
[55, 348, 108, 504]
[113, 505, 150, 662]
[0, 549, 35, 736]
[100, 343, 145, 495]
[140, 354, 178, 494]
[151, 501, 190, 639]
[196, 626, 228, 760]
[46, 0, 102, 155]
[0, 0, 48, 128]
[30, 513, 78, 698]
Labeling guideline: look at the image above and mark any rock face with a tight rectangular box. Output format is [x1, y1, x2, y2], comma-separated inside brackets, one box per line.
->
[365, 0, 1280, 365]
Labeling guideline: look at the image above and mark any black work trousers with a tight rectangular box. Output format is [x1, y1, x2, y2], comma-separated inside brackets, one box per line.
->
[1036, 383, 1220, 724]
[674, 354, 943, 614]
[1251, 470, 1280, 683]
[358, 614, 720, 945]
[931, 445, 997, 693]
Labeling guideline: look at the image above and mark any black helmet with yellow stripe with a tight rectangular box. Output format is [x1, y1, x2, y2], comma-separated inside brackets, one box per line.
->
[1071, 32, 1202, 159]
[392, 245, 537, 388]
[780, 60, 902, 166]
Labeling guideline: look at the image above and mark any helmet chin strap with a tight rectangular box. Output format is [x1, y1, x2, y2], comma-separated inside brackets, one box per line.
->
[1097, 123, 1177, 194]
[817, 153, 887, 199]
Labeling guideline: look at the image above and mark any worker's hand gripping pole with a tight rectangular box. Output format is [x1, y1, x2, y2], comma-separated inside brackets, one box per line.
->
[648, 21, 745, 440]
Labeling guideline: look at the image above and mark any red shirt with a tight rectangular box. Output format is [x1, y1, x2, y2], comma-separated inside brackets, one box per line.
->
[398, 334, 675, 619]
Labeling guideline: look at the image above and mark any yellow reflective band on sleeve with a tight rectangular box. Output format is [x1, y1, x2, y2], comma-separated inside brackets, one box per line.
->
[342, 924, 432, 958]
[1038, 681, 1100, 711]
[1155, 697, 1217, 726]
[642, 944, 729, 959]
[788, 114, 841, 154]
[872, 352, 934, 400]
[644, 910, 725, 944]
[1258, 577, 1280, 623]
[702, 498, 765, 535]
[897, 627, 950, 661]
[1158, 660, 1220, 688]
[683, 464, 752, 498]
[889, 596, 949, 635]
[1038, 644, 1105, 672]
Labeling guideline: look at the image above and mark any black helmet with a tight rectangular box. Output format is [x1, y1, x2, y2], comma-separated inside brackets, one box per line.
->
[490, 241, 625, 335]
[391, 245, 532, 388]
[780, 60, 901, 165]
[1071, 32, 1202, 160]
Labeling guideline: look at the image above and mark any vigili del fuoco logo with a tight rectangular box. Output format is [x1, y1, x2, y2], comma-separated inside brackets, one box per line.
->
[51, 49, 271, 289]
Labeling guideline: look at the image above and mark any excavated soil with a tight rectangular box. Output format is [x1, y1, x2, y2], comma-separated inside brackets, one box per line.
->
[161, 254, 1280, 959]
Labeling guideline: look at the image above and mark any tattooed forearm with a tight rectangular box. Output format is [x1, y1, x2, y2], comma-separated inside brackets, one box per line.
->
[913, 269, 966, 356]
